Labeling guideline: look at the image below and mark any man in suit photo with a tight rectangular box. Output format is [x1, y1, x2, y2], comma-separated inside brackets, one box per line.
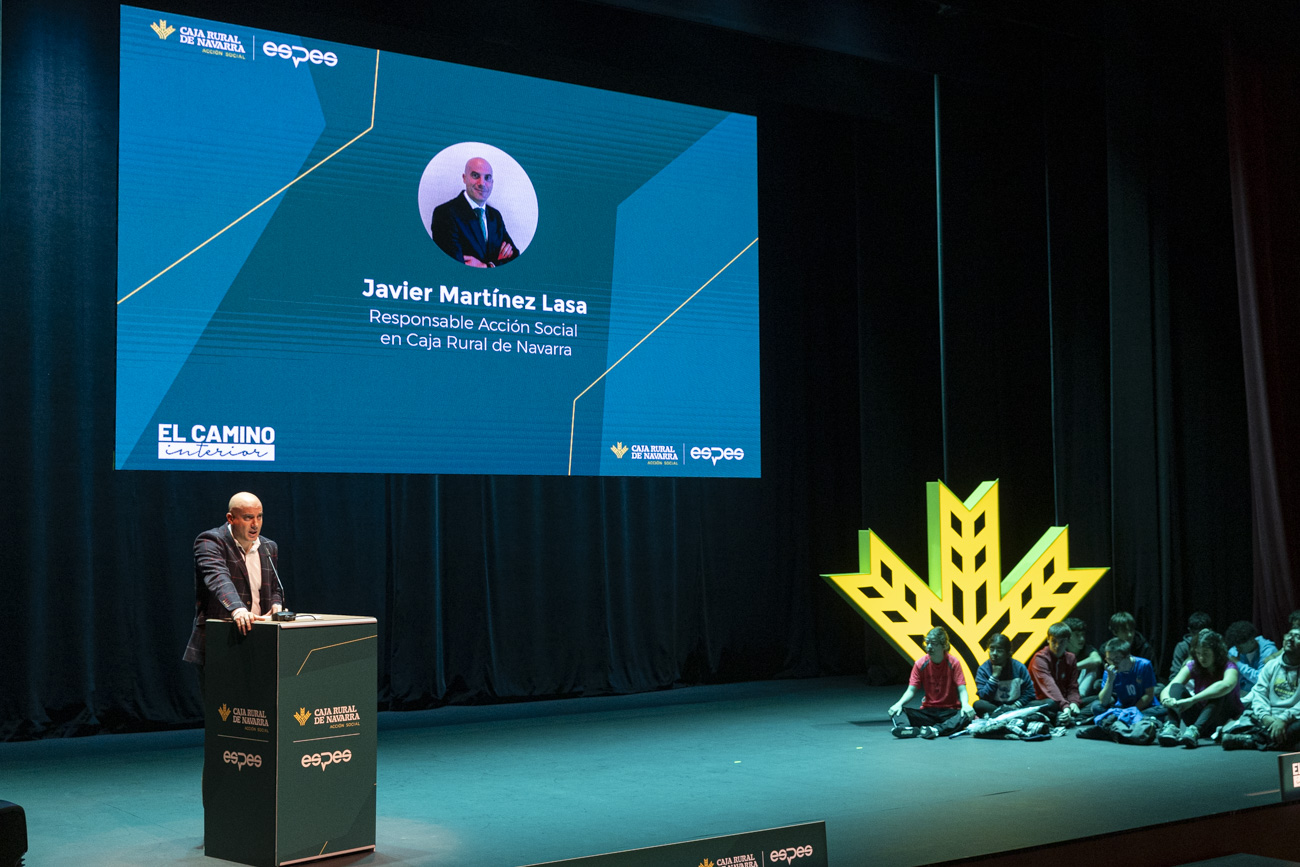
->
[430, 156, 519, 268]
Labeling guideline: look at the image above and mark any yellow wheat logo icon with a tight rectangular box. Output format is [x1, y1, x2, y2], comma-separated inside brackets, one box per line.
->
[698, 860, 715, 867]
[823, 480, 1107, 688]
[609, 442, 629, 458]
[150, 20, 176, 39]
[217, 703, 231, 722]
[294, 707, 311, 726]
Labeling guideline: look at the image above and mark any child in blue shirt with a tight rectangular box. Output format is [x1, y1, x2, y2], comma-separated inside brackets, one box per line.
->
[1090, 637, 1158, 717]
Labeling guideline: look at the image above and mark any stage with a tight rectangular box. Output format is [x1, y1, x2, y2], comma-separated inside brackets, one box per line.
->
[3, 676, 1297, 866]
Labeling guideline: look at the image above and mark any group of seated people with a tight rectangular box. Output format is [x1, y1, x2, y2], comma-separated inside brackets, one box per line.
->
[889, 609, 1300, 751]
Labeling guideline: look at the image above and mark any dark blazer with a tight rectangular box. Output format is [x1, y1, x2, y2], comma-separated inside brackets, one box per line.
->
[183, 525, 283, 665]
[430, 193, 517, 267]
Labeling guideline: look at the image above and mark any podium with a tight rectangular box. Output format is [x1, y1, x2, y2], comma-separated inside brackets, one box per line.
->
[204, 615, 377, 866]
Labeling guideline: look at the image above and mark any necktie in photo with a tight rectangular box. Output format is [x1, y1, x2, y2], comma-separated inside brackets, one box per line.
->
[474, 207, 487, 245]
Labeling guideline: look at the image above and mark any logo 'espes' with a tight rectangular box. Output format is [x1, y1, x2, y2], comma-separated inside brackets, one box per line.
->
[610, 442, 629, 458]
[301, 749, 353, 771]
[294, 707, 311, 726]
[151, 20, 175, 39]
[223, 750, 262, 771]
[262, 41, 338, 68]
[217, 703, 231, 722]
[771, 846, 814, 863]
[690, 446, 744, 465]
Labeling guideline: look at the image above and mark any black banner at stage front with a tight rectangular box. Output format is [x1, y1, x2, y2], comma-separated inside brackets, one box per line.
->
[1281, 752, 1300, 802]
[525, 821, 827, 867]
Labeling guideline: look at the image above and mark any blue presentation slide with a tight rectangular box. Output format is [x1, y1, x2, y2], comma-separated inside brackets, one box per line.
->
[116, 7, 759, 476]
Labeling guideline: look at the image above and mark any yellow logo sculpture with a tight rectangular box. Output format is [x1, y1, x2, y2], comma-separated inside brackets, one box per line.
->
[294, 707, 312, 726]
[217, 703, 231, 722]
[823, 480, 1107, 690]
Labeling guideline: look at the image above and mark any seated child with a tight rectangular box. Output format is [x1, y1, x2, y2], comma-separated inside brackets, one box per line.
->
[1159, 629, 1243, 748]
[1223, 620, 1280, 695]
[1029, 621, 1084, 725]
[888, 627, 975, 739]
[1066, 616, 1103, 703]
[1223, 627, 1300, 751]
[1169, 612, 1212, 682]
[1089, 637, 1158, 717]
[1109, 611, 1159, 674]
[974, 633, 1057, 719]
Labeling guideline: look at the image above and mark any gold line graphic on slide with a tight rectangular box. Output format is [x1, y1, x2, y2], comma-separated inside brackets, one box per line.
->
[116, 49, 382, 306]
[294, 634, 377, 676]
[567, 237, 758, 475]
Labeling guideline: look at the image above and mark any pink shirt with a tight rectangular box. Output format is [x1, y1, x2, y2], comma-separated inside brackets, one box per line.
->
[909, 653, 966, 709]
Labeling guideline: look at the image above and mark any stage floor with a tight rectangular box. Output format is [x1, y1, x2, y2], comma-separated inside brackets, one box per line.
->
[1, 676, 1294, 866]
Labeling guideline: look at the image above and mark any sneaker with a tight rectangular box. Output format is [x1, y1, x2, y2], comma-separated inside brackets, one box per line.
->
[891, 726, 918, 739]
[1180, 725, 1200, 748]
[919, 726, 939, 740]
[1158, 722, 1180, 747]
[1221, 732, 1254, 751]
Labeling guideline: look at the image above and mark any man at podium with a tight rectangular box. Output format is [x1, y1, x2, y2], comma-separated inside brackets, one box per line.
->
[183, 491, 285, 668]
[187, 495, 377, 863]
[183, 492, 285, 809]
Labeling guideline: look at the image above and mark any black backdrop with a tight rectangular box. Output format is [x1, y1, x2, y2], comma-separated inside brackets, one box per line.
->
[2, 0, 1292, 740]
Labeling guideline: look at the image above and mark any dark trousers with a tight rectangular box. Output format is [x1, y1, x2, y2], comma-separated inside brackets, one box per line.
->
[1165, 682, 1236, 733]
[895, 706, 969, 736]
[195, 664, 209, 810]
[1237, 718, 1300, 750]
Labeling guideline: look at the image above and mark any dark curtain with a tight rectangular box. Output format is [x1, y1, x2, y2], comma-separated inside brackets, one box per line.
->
[0, 0, 1273, 739]
[1101, 7, 1252, 664]
[1226, 36, 1300, 643]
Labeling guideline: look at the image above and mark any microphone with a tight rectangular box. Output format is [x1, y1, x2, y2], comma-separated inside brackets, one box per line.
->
[264, 546, 296, 622]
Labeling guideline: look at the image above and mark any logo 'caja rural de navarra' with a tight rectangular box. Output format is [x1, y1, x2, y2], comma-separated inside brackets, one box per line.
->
[823, 480, 1107, 689]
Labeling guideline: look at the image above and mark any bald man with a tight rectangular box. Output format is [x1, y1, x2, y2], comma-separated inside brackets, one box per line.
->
[183, 492, 284, 667]
[430, 156, 519, 268]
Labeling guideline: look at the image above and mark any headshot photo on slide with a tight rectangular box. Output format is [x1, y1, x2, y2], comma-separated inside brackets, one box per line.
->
[419, 143, 538, 269]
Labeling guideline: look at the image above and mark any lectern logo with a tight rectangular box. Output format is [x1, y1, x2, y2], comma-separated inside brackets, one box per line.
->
[302, 749, 352, 771]
[610, 442, 629, 459]
[223, 750, 262, 771]
[698, 860, 714, 867]
[1292, 761, 1300, 788]
[294, 707, 311, 726]
[823, 480, 1108, 689]
[217, 703, 231, 722]
[150, 19, 175, 39]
